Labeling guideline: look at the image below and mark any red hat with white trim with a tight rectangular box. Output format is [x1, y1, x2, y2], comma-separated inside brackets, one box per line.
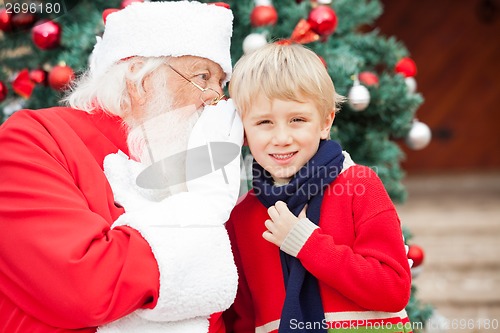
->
[89, 1, 233, 84]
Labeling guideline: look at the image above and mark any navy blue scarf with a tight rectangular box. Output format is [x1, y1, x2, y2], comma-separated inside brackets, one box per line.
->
[252, 140, 345, 333]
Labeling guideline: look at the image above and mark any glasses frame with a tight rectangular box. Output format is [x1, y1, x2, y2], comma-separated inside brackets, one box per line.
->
[168, 64, 225, 106]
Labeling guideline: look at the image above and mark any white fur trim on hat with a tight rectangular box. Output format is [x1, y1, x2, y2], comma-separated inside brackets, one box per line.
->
[90, 1, 233, 83]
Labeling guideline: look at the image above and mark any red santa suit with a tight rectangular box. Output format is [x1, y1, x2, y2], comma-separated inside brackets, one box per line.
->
[0, 106, 235, 332]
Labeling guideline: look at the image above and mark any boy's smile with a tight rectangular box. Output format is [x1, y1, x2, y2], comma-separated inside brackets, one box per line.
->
[243, 95, 334, 185]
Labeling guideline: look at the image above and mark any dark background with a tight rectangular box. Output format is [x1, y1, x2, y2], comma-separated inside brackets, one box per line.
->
[377, 0, 500, 173]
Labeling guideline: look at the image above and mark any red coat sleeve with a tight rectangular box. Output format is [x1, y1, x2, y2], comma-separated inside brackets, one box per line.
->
[297, 168, 411, 312]
[0, 111, 160, 329]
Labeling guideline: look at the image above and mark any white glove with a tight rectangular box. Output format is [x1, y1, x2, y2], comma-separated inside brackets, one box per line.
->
[185, 98, 244, 224]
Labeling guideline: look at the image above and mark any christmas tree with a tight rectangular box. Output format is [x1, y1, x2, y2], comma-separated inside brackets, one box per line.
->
[1, 0, 433, 329]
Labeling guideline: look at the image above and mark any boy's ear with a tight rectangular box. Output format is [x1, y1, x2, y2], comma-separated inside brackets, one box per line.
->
[320, 110, 336, 140]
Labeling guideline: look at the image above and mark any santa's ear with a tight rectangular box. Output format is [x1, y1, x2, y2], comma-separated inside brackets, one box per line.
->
[126, 78, 146, 107]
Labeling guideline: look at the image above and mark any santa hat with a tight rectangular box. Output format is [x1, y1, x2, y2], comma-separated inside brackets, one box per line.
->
[89, 1, 234, 83]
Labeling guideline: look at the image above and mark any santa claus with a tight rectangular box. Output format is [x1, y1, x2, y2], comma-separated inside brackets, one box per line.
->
[0, 2, 242, 333]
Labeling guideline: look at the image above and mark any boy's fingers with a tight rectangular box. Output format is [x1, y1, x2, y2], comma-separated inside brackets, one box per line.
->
[262, 230, 276, 243]
[274, 201, 288, 213]
[264, 219, 276, 233]
[267, 206, 279, 220]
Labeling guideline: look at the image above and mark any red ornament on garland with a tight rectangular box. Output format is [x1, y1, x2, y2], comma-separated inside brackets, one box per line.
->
[0, 81, 8, 102]
[48, 65, 75, 91]
[120, 0, 144, 8]
[12, 69, 36, 99]
[276, 19, 319, 46]
[0, 9, 13, 32]
[395, 57, 417, 77]
[29, 69, 48, 85]
[407, 244, 425, 268]
[251, 5, 278, 27]
[32, 20, 62, 50]
[359, 71, 379, 86]
[11, 12, 37, 30]
[307, 5, 338, 37]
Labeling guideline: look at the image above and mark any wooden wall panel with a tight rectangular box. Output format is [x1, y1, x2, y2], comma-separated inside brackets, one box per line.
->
[376, 0, 500, 172]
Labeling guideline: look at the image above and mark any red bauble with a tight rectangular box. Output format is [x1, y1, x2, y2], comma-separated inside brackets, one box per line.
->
[0, 81, 8, 102]
[11, 12, 37, 30]
[359, 71, 379, 86]
[0, 9, 13, 32]
[395, 57, 417, 77]
[29, 69, 48, 85]
[120, 0, 144, 8]
[32, 20, 62, 50]
[407, 244, 425, 268]
[211, 2, 230, 9]
[307, 5, 338, 37]
[250, 5, 278, 27]
[48, 65, 75, 91]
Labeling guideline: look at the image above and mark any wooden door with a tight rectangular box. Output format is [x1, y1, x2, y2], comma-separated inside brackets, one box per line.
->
[377, 0, 500, 172]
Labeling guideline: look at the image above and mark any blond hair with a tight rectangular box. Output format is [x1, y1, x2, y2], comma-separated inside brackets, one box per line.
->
[229, 43, 344, 118]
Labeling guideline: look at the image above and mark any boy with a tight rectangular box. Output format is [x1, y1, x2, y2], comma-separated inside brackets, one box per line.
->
[224, 43, 413, 333]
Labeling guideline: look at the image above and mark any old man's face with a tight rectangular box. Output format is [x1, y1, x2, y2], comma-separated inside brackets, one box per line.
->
[165, 56, 226, 111]
[125, 56, 226, 195]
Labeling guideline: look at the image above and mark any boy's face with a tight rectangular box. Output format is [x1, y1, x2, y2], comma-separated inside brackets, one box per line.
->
[243, 95, 334, 184]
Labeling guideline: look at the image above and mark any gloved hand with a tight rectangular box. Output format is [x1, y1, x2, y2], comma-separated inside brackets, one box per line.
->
[185, 98, 244, 224]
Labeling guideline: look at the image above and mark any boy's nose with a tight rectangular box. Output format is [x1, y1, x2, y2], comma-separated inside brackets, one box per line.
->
[271, 128, 293, 145]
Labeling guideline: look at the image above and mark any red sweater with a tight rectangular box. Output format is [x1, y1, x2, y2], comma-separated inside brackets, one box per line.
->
[224, 165, 412, 333]
[0, 107, 224, 333]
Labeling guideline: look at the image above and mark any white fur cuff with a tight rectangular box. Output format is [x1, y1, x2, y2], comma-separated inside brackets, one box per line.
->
[112, 214, 238, 322]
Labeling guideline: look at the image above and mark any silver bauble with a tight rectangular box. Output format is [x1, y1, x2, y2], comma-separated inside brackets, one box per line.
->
[348, 82, 370, 111]
[406, 120, 431, 150]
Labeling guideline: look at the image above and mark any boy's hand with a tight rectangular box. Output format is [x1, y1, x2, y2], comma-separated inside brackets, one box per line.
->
[263, 201, 306, 247]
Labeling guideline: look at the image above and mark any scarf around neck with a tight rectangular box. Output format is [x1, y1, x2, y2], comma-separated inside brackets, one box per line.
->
[252, 140, 345, 333]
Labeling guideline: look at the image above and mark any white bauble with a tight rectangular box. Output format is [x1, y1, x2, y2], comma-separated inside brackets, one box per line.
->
[348, 82, 370, 111]
[254, 0, 272, 5]
[243, 33, 267, 54]
[317, 0, 333, 4]
[406, 120, 432, 150]
[405, 76, 417, 94]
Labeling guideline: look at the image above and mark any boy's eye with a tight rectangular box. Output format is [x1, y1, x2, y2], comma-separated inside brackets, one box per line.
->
[292, 118, 306, 122]
[256, 120, 271, 125]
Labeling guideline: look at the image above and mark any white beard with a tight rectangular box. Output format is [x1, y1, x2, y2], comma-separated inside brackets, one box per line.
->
[126, 102, 201, 200]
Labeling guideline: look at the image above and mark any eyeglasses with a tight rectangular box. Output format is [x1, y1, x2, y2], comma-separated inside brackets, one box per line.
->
[168, 64, 225, 106]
